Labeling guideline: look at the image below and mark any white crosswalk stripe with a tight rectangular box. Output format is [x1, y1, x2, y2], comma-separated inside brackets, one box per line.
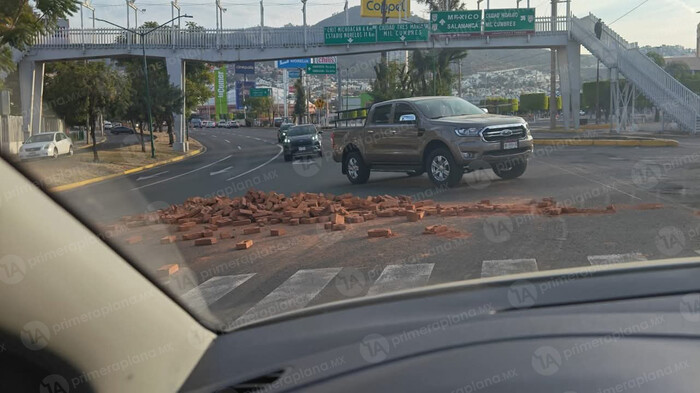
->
[587, 253, 647, 266]
[481, 259, 538, 278]
[367, 264, 435, 296]
[181, 274, 256, 312]
[234, 268, 341, 326]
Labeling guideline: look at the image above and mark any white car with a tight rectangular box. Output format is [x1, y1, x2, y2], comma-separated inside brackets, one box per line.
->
[18, 132, 73, 160]
[206, 121, 216, 128]
[104, 121, 113, 130]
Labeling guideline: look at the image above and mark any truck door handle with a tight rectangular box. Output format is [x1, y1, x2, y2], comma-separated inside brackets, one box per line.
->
[367, 130, 374, 134]
[390, 130, 397, 134]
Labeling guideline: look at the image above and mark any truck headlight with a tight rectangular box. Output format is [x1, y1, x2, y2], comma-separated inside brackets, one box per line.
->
[312, 135, 318, 141]
[284, 138, 290, 144]
[454, 128, 480, 137]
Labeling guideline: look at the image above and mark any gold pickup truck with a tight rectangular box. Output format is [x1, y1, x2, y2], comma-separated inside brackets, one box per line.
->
[331, 96, 534, 187]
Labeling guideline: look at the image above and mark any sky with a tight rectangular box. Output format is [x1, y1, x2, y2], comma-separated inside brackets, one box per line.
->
[66, 0, 700, 49]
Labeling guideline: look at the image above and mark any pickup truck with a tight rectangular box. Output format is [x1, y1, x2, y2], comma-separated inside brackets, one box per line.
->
[331, 96, 534, 187]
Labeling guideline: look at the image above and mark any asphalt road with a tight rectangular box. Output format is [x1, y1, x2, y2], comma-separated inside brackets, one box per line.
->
[54, 126, 700, 328]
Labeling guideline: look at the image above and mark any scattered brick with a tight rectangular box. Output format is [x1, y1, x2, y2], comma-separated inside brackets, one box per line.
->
[177, 222, 197, 231]
[182, 232, 203, 240]
[204, 224, 219, 231]
[160, 235, 177, 244]
[126, 235, 142, 244]
[236, 240, 254, 250]
[243, 227, 261, 235]
[324, 222, 333, 230]
[329, 213, 345, 225]
[289, 218, 300, 226]
[126, 220, 146, 228]
[368, 228, 392, 238]
[219, 231, 233, 239]
[157, 264, 179, 278]
[407, 211, 425, 222]
[332, 223, 347, 231]
[195, 237, 217, 246]
[270, 228, 286, 236]
[362, 213, 376, 221]
[424, 225, 449, 234]
[232, 219, 252, 226]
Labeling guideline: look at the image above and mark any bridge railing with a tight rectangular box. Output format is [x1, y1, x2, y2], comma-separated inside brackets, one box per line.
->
[31, 16, 569, 50]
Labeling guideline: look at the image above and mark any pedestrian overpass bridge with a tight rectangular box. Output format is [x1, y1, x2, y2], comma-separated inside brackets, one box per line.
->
[16, 14, 699, 152]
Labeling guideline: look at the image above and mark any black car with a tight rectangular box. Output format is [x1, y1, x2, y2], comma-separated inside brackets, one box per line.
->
[282, 124, 322, 161]
[277, 123, 293, 143]
[111, 126, 135, 135]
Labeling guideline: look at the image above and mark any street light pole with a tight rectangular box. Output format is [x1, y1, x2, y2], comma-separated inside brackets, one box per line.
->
[95, 14, 193, 158]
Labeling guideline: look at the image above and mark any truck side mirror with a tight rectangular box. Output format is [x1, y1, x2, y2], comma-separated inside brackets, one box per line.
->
[399, 114, 417, 123]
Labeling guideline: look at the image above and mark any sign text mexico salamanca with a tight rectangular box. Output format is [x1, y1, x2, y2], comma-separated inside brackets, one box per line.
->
[430, 10, 481, 35]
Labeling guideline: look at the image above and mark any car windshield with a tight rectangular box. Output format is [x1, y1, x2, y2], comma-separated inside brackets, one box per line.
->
[25, 134, 54, 143]
[4, 3, 697, 336]
[287, 125, 315, 136]
[415, 97, 485, 119]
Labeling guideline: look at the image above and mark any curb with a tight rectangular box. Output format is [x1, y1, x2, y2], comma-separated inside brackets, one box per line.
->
[50, 142, 205, 193]
[76, 137, 107, 150]
[533, 138, 679, 147]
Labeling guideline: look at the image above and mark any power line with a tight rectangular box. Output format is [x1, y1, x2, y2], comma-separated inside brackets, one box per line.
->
[609, 0, 650, 25]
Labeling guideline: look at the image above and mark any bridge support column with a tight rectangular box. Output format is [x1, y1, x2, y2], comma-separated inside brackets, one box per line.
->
[167, 58, 188, 152]
[18, 60, 45, 139]
[568, 43, 581, 129]
[557, 48, 571, 129]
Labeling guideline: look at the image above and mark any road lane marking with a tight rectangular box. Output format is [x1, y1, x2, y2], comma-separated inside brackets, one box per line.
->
[367, 264, 435, 296]
[234, 268, 341, 326]
[237, 146, 242, 150]
[481, 259, 538, 278]
[130, 154, 233, 191]
[226, 145, 283, 181]
[209, 166, 233, 176]
[135, 171, 168, 181]
[587, 253, 646, 266]
[224, 139, 231, 143]
[181, 274, 256, 312]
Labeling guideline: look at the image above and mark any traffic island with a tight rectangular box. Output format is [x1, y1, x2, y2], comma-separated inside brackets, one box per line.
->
[533, 136, 679, 147]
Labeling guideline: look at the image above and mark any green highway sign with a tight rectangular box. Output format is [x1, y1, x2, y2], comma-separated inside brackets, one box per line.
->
[430, 10, 481, 35]
[307, 63, 337, 74]
[377, 23, 429, 42]
[324, 25, 377, 45]
[249, 88, 271, 97]
[484, 8, 536, 33]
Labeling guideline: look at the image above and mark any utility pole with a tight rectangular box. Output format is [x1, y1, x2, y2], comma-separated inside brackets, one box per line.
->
[549, 0, 557, 130]
[595, 60, 600, 124]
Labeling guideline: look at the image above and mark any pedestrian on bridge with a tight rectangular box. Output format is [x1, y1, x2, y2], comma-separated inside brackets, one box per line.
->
[594, 18, 603, 40]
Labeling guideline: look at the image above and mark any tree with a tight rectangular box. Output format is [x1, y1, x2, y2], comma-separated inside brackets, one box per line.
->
[519, 93, 547, 112]
[244, 96, 273, 119]
[369, 61, 411, 103]
[416, 0, 465, 11]
[184, 23, 214, 116]
[646, 51, 665, 67]
[409, 49, 467, 96]
[293, 78, 305, 122]
[665, 62, 691, 80]
[0, 0, 79, 73]
[44, 61, 121, 161]
[582, 81, 610, 121]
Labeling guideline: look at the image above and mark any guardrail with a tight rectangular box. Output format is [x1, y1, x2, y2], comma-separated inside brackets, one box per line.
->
[31, 16, 569, 50]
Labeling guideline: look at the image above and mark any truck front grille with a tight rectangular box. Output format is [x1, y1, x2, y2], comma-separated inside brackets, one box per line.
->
[481, 125, 527, 142]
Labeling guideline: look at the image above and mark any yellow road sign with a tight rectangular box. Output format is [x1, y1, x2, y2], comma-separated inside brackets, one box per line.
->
[360, 0, 410, 19]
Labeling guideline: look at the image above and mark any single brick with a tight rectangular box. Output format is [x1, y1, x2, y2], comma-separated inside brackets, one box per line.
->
[232, 219, 252, 227]
[332, 223, 347, 231]
[194, 237, 217, 246]
[243, 227, 261, 235]
[270, 228, 286, 236]
[236, 240, 254, 250]
[182, 232, 203, 241]
[376, 210, 396, 217]
[157, 264, 179, 277]
[329, 213, 345, 225]
[160, 235, 177, 244]
[368, 228, 392, 238]
[177, 222, 197, 231]
[324, 222, 333, 230]
[289, 218, 300, 226]
[201, 230, 214, 237]
[219, 231, 233, 239]
[406, 211, 425, 222]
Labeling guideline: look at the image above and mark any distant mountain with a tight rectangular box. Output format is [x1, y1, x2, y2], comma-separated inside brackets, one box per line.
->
[639, 45, 695, 57]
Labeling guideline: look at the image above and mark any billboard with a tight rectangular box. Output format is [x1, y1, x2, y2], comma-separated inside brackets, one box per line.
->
[214, 66, 228, 117]
[277, 58, 312, 69]
[234, 61, 256, 74]
[235, 80, 256, 109]
[314, 56, 337, 64]
[361, 0, 410, 19]
[288, 69, 301, 78]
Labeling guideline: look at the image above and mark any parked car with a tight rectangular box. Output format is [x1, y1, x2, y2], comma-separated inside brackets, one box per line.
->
[206, 121, 216, 128]
[103, 121, 113, 130]
[230, 120, 240, 128]
[191, 118, 203, 128]
[111, 126, 136, 135]
[331, 96, 533, 187]
[273, 117, 291, 127]
[282, 124, 322, 161]
[277, 123, 293, 143]
[18, 132, 73, 160]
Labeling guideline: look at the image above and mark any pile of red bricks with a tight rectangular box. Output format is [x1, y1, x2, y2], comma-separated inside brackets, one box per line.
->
[115, 190, 638, 247]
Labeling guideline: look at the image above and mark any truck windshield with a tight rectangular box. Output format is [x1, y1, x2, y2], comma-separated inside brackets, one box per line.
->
[414, 97, 485, 119]
[288, 125, 316, 136]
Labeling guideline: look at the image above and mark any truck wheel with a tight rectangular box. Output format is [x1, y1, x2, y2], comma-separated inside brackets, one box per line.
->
[492, 159, 527, 180]
[426, 148, 462, 187]
[345, 152, 370, 184]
